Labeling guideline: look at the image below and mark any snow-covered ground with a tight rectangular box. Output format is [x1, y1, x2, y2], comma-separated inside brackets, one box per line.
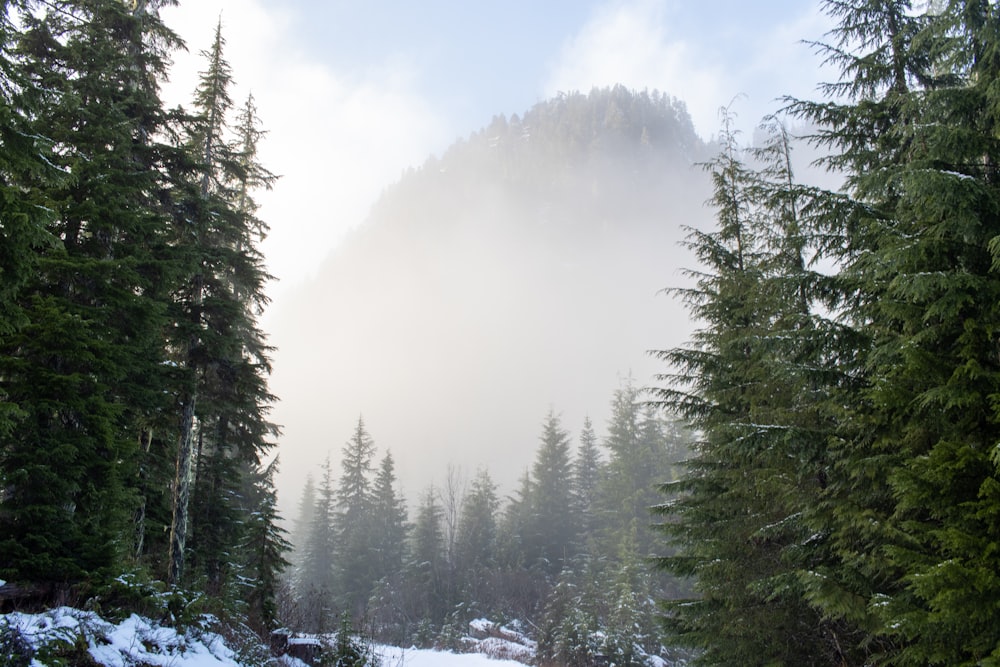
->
[0, 606, 530, 667]
[374, 645, 527, 666]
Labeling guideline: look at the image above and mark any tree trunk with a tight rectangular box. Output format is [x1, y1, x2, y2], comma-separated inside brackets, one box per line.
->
[168, 396, 197, 584]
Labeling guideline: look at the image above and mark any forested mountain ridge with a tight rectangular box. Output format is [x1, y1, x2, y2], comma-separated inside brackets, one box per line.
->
[267, 86, 712, 665]
[272, 85, 713, 504]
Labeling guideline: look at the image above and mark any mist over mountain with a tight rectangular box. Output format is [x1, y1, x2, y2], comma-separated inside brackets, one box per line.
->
[270, 85, 714, 504]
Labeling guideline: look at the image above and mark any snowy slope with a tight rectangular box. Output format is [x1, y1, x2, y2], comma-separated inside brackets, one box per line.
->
[0, 607, 530, 667]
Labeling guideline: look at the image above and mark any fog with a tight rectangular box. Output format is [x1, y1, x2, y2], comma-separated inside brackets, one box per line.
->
[155, 0, 838, 516]
[267, 92, 714, 510]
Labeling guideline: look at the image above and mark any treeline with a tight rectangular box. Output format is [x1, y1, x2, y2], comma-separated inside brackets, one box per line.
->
[283, 380, 688, 666]
[0, 1, 287, 634]
[655, 1, 1000, 665]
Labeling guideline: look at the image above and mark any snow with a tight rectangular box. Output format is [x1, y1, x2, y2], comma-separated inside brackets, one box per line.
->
[374, 645, 528, 666]
[1, 607, 532, 667]
[2, 607, 237, 667]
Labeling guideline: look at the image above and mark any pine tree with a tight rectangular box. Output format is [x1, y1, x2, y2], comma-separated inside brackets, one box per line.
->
[0, 0, 54, 345]
[454, 468, 499, 574]
[572, 416, 603, 538]
[597, 380, 671, 559]
[650, 107, 853, 664]
[299, 455, 337, 632]
[288, 473, 316, 577]
[407, 487, 446, 635]
[241, 457, 291, 634]
[334, 415, 378, 618]
[0, 0, 181, 586]
[784, 2, 1000, 662]
[523, 410, 578, 575]
[369, 451, 408, 593]
[453, 467, 499, 611]
[166, 19, 278, 589]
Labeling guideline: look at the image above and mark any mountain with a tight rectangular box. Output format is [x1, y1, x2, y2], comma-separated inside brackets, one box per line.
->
[269, 85, 714, 503]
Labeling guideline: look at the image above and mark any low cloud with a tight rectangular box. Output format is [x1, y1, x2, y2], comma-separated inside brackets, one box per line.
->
[160, 1, 448, 294]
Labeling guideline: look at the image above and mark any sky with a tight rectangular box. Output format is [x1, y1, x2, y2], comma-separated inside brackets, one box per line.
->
[159, 0, 832, 296]
[155, 0, 835, 510]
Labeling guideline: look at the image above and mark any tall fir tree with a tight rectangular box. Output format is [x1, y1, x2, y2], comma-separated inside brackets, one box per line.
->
[298, 455, 337, 632]
[241, 457, 291, 634]
[406, 487, 447, 633]
[524, 410, 578, 576]
[369, 450, 408, 595]
[0, 0, 182, 586]
[651, 108, 852, 664]
[572, 416, 604, 539]
[334, 415, 378, 619]
[453, 467, 500, 611]
[166, 19, 278, 589]
[786, 2, 1000, 662]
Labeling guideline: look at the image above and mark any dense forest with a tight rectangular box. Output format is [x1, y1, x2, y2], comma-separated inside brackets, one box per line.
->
[281, 381, 688, 666]
[7, 1, 1000, 667]
[0, 0, 286, 635]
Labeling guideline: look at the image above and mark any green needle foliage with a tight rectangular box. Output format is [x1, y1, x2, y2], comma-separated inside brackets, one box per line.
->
[656, 1, 1000, 664]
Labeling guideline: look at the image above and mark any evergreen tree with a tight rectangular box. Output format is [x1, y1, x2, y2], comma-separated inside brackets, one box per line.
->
[651, 108, 851, 664]
[0, 0, 54, 347]
[288, 473, 316, 576]
[299, 455, 337, 632]
[524, 410, 578, 575]
[167, 19, 278, 589]
[369, 451, 408, 593]
[597, 380, 672, 559]
[572, 416, 603, 538]
[334, 415, 378, 618]
[0, 0, 181, 586]
[454, 468, 499, 574]
[785, 2, 1000, 662]
[537, 565, 600, 667]
[453, 467, 499, 610]
[241, 457, 291, 634]
[406, 487, 446, 636]
[495, 469, 532, 570]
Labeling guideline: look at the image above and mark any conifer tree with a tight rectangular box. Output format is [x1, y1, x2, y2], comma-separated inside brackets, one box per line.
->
[0, 0, 53, 341]
[572, 416, 603, 538]
[299, 456, 337, 632]
[334, 415, 378, 618]
[288, 473, 316, 576]
[785, 2, 1000, 662]
[651, 108, 852, 664]
[454, 468, 499, 575]
[0, 0, 57, 453]
[369, 451, 408, 592]
[165, 19, 278, 589]
[597, 380, 671, 560]
[0, 0, 181, 585]
[241, 457, 291, 634]
[524, 410, 578, 575]
[453, 467, 499, 610]
[407, 487, 447, 633]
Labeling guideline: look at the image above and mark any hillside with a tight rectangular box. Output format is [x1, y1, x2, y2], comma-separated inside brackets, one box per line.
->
[269, 86, 714, 500]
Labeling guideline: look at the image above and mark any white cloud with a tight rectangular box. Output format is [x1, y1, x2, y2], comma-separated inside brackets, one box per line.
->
[159, 1, 448, 295]
[543, 0, 830, 140]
